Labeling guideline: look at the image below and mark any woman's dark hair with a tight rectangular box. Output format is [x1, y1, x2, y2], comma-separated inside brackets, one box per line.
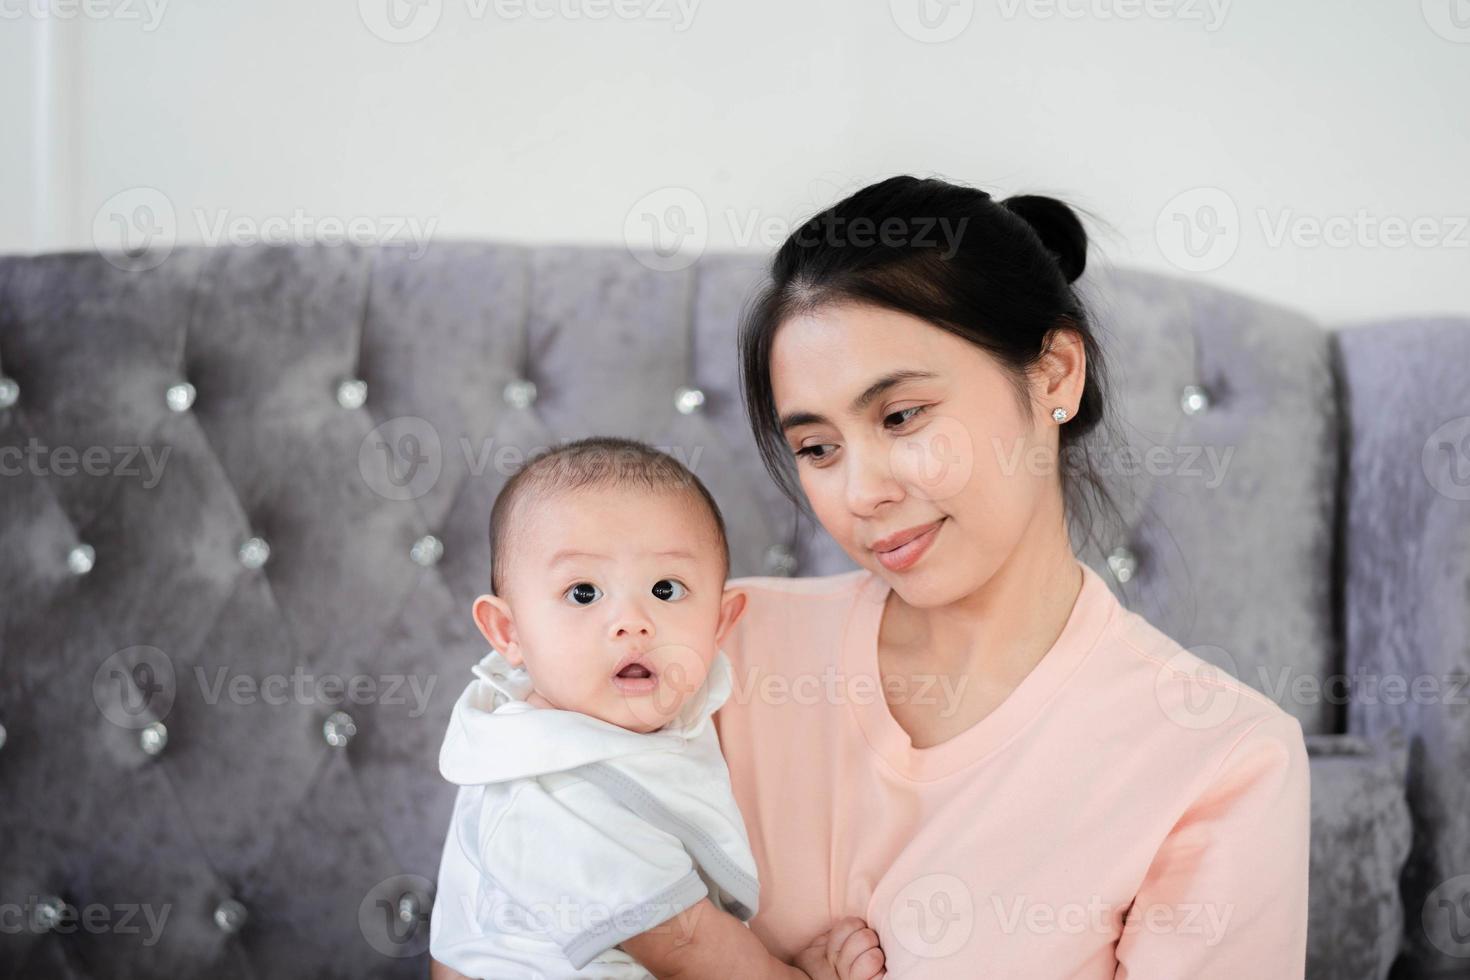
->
[737, 174, 1122, 552]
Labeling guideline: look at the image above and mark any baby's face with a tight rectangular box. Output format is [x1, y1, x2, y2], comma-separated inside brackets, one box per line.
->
[474, 485, 746, 733]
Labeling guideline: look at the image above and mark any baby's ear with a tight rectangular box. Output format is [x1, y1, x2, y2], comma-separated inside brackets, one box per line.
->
[714, 586, 749, 646]
[472, 594, 521, 664]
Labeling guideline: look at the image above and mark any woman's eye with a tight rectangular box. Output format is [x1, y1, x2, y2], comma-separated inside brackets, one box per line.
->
[794, 443, 835, 463]
[884, 405, 928, 428]
[564, 582, 602, 605]
[651, 579, 688, 602]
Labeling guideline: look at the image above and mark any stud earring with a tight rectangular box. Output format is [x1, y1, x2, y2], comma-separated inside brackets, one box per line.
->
[1052, 407, 1069, 423]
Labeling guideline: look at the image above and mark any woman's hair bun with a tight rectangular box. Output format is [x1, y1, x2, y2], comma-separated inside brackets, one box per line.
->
[1000, 194, 1088, 284]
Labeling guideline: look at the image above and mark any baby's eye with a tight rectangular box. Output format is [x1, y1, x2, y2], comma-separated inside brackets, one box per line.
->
[564, 582, 602, 606]
[651, 579, 688, 602]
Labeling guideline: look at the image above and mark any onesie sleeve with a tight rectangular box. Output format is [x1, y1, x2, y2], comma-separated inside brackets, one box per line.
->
[478, 776, 712, 970]
[1114, 710, 1311, 979]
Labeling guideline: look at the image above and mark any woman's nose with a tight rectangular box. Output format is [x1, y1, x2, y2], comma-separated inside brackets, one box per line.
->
[845, 445, 904, 516]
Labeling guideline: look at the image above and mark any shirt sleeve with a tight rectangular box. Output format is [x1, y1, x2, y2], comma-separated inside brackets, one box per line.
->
[1114, 710, 1311, 979]
[477, 775, 712, 970]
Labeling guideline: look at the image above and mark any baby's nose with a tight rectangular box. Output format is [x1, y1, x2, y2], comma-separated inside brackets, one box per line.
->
[608, 597, 656, 640]
[612, 621, 653, 639]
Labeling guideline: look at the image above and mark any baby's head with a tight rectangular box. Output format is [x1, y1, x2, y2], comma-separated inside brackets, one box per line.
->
[472, 436, 747, 733]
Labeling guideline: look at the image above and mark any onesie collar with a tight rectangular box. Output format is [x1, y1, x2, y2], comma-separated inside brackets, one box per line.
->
[438, 646, 734, 785]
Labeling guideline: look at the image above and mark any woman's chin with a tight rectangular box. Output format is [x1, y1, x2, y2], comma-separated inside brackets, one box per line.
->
[875, 562, 960, 608]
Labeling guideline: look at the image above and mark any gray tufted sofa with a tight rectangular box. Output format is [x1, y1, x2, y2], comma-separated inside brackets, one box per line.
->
[0, 242, 1466, 980]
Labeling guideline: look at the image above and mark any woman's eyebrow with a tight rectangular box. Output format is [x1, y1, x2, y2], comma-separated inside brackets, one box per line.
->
[779, 369, 939, 432]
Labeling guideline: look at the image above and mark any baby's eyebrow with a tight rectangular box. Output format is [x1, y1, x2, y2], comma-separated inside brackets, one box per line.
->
[548, 548, 698, 566]
[548, 549, 606, 565]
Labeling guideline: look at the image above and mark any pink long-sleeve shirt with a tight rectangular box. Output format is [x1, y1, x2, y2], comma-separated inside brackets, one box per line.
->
[712, 558, 1310, 979]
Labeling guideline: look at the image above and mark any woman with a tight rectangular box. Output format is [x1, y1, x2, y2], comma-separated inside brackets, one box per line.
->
[714, 174, 1308, 978]
[435, 175, 1310, 978]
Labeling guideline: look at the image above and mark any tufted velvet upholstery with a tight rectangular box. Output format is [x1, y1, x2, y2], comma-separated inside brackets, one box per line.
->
[0, 243, 1465, 979]
[1336, 318, 1470, 979]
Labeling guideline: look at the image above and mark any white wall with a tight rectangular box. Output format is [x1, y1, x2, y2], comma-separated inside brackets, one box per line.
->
[3, 0, 1467, 324]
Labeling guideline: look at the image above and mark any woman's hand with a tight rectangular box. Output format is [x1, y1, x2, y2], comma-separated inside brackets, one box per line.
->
[793, 916, 886, 980]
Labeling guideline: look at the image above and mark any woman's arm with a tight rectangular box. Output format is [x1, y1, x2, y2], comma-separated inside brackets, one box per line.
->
[620, 898, 808, 980]
[1114, 711, 1310, 979]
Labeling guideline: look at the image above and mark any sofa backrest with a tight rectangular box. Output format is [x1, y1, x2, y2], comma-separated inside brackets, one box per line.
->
[0, 242, 1347, 975]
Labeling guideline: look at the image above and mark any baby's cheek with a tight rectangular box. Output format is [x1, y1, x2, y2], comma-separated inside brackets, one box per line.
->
[657, 643, 709, 697]
[555, 674, 610, 714]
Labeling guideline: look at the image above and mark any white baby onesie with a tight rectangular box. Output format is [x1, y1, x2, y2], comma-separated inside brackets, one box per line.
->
[429, 645, 759, 979]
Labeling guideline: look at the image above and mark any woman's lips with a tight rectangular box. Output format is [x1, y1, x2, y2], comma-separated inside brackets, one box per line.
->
[873, 518, 945, 572]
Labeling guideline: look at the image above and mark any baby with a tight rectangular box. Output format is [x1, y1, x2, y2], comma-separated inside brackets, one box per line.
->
[430, 436, 882, 979]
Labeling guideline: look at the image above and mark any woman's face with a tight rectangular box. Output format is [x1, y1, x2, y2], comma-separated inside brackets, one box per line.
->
[770, 301, 1078, 607]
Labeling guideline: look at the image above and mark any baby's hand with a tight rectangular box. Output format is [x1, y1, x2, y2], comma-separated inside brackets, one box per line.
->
[794, 916, 886, 980]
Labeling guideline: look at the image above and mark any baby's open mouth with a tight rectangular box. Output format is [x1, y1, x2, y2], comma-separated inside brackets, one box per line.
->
[616, 663, 653, 679]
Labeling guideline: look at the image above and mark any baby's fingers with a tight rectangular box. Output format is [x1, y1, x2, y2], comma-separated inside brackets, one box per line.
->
[838, 931, 885, 980]
[826, 917, 886, 980]
[794, 931, 837, 980]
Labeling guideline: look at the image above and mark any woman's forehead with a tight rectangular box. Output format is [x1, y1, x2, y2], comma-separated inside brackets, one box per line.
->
[770, 307, 988, 411]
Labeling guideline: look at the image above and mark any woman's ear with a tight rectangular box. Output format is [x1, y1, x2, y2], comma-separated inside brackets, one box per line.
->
[1034, 325, 1087, 418]
[472, 594, 522, 666]
[714, 587, 749, 647]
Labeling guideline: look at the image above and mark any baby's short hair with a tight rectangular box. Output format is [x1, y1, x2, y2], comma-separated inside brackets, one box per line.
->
[488, 436, 730, 597]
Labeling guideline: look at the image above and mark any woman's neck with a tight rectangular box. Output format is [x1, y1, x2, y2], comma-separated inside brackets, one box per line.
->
[879, 530, 1083, 687]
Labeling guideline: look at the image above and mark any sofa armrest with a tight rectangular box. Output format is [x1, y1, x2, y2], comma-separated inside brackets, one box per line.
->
[1333, 317, 1470, 976]
[1305, 732, 1412, 980]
